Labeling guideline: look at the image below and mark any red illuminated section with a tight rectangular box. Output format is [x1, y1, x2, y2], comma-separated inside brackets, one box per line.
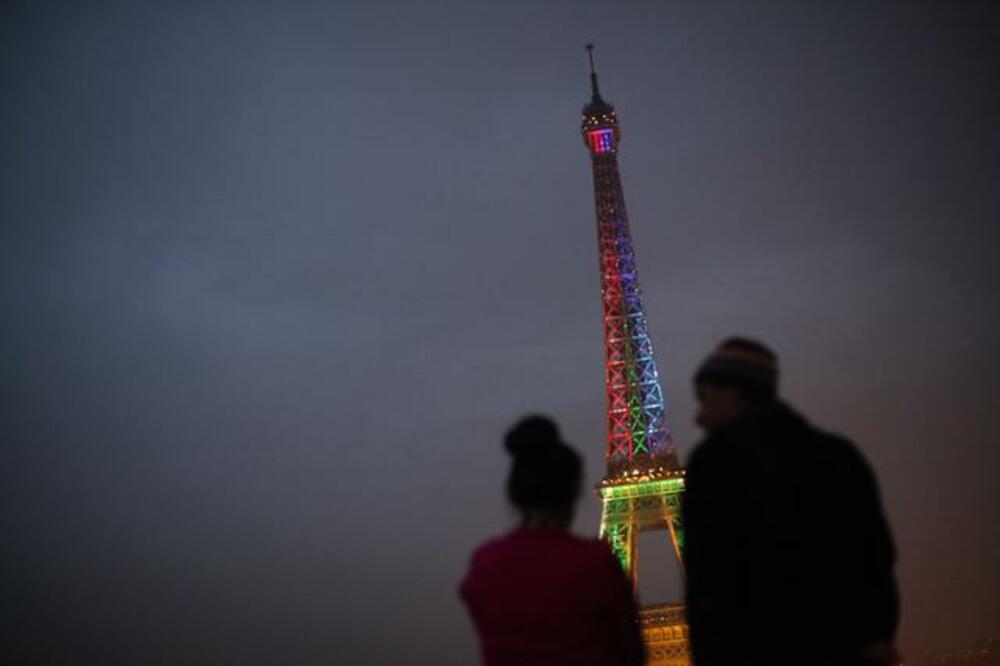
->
[586, 128, 616, 154]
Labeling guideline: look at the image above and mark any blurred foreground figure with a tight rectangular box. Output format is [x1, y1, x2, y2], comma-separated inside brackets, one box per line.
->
[683, 338, 900, 666]
[460, 416, 644, 665]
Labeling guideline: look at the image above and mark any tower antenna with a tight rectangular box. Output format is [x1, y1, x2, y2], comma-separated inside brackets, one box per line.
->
[585, 43, 602, 101]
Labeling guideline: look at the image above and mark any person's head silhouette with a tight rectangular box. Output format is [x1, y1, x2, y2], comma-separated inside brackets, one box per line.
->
[504, 415, 582, 529]
[693, 337, 779, 433]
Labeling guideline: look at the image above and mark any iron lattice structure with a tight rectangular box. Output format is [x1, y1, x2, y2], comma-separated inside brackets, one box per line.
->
[581, 46, 690, 666]
[582, 50, 678, 479]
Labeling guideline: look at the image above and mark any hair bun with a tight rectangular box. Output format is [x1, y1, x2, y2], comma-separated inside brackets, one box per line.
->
[503, 415, 582, 511]
[504, 415, 562, 457]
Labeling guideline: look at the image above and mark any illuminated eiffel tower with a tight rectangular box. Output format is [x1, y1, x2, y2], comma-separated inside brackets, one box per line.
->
[580, 46, 690, 666]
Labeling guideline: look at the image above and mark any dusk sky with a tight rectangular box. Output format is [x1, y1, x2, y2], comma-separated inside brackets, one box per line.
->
[3, 1, 998, 663]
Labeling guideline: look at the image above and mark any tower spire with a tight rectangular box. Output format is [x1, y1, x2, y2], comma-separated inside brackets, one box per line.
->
[585, 43, 602, 101]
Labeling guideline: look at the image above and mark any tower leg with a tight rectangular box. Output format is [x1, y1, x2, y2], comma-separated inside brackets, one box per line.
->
[599, 499, 638, 591]
[665, 516, 684, 575]
[627, 523, 638, 592]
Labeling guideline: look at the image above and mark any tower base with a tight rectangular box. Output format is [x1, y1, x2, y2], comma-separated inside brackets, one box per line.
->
[640, 603, 690, 666]
[597, 471, 689, 665]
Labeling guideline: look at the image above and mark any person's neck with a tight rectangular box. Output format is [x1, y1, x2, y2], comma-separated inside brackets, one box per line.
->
[711, 398, 780, 435]
[521, 510, 572, 531]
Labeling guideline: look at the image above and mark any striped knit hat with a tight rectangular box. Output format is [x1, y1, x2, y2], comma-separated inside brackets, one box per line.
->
[694, 337, 779, 400]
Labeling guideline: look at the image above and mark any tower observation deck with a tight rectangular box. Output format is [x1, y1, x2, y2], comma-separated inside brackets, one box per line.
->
[581, 45, 690, 666]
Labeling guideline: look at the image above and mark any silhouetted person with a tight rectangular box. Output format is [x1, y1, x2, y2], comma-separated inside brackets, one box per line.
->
[683, 338, 900, 666]
[460, 415, 645, 665]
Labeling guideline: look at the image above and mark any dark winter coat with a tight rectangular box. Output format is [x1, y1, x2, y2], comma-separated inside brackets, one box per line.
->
[682, 401, 899, 666]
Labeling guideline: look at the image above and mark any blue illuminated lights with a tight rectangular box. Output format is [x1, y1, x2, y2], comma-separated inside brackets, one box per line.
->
[588, 129, 616, 154]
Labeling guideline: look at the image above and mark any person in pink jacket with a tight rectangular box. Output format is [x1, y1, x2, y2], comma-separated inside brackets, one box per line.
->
[460, 415, 644, 666]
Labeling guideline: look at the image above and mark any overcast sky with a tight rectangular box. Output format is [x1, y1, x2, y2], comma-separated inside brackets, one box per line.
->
[3, 1, 998, 663]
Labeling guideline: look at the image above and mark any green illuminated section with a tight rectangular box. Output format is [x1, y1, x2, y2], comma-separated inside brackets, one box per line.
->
[629, 391, 647, 454]
[598, 477, 686, 575]
[603, 523, 632, 572]
[621, 313, 649, 457]
[674, 523, 685, 553]
[598, 477, 684, 500]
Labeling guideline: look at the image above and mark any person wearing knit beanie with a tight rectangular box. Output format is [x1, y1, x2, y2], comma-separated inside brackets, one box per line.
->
[683, 336, 900, 666]
[692, 337, 780, 432]
[695, 337, 779, 397]
[694, 338, 778, 432]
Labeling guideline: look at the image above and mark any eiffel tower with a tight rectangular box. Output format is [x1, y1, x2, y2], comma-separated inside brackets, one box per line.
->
[580, 46, 690, 666]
